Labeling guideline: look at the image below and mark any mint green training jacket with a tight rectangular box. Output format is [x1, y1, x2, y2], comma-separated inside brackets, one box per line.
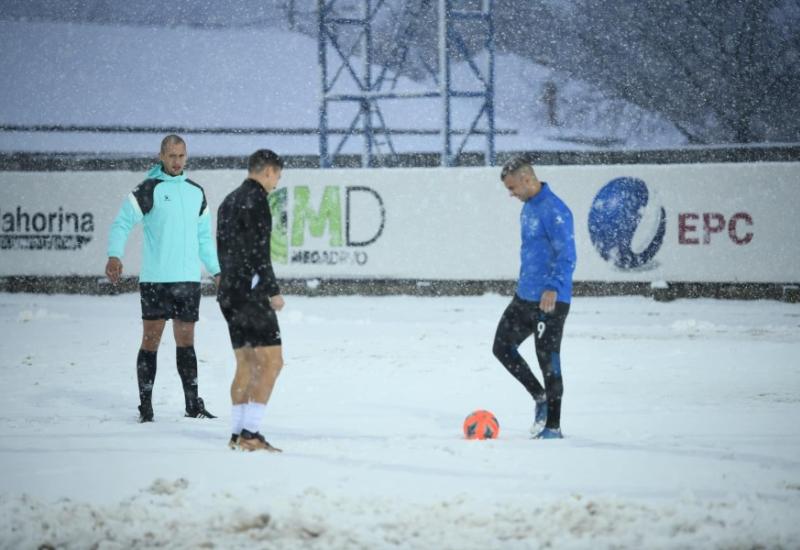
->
[107, 164, 220, 283]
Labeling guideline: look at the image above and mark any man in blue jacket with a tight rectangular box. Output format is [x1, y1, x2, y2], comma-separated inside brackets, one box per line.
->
[105, 135, 220, 423]
[493, 156, 577, 439]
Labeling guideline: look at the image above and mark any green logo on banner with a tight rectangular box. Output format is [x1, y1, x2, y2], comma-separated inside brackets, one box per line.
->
[268, 185, 385, 266]
[268, 188, 288, 264]
[291, 186, 343, 247]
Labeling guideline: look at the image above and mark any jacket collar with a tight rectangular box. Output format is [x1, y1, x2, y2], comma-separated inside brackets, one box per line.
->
[527, 182, 551, 205]
[244, 178, 268, 194]
[147, 163, 186, 183]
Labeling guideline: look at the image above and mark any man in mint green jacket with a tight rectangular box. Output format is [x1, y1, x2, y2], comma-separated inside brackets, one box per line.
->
[106, 135, 220, 423]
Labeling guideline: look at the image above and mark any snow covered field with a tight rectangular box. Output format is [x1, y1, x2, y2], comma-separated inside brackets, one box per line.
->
[1, 292, 799, 549]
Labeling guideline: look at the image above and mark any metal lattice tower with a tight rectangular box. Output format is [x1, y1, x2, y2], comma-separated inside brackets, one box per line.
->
[318, 0, 495, 167]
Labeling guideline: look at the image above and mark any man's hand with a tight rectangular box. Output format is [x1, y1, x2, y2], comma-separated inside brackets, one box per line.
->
[105, 257, 123, 284]
[270, 294, 285, 312]
[214, 274, 221, 287]
[539, 290, 557, 313]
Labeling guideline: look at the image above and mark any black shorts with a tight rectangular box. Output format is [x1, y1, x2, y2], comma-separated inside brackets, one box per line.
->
[219, 300, 282, 349]
[139, 282, 201, 322]
[496, 294, 570, 353]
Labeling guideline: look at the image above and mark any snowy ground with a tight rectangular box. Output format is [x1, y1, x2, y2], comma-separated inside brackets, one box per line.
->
[0, 292, 799, 549]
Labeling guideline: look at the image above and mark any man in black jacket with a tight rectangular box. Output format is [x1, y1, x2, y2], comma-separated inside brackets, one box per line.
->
[217, 149, 285, 452]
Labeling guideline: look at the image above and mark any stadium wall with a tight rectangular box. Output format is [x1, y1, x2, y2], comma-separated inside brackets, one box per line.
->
[1, 155, 798, 300]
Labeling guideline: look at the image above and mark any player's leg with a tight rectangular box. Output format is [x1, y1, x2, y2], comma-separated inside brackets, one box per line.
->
[173, 319, 197, 412]
[224, 346, 253, 448]
[231, 347, 255, 405]
[492, 295, 546, 402]
[137, 283, 169, 422]
[532, 302, 570, 438]
[249, 345, 284, 405]
[140, 319, 167, 351]
[172, 283, 215, 418]
[137, 319, 166, 421]
[236, 303, 283, 452]
[220, 302, 249, 448]
[238, 345, 283, 452]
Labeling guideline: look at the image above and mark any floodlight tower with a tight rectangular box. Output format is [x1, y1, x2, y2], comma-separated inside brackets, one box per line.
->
[317, 0, 495, 167]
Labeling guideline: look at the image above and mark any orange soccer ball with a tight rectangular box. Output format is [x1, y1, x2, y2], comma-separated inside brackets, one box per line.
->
[463, 410, 500, 440]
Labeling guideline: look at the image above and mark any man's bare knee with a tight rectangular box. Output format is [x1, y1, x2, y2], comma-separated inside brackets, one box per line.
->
[141, 320, 166, 351]
[173, 321, 196, 347]
[255, 347, 283, 376]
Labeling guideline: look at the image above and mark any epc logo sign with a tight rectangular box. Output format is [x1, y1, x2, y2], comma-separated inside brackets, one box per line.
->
[588, 177, 754, 270]
[268, 185, 385, 266]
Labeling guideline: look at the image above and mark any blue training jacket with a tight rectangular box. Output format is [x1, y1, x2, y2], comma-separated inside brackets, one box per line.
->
[517, 182, 577, 303]
[107, 164, 220, 283]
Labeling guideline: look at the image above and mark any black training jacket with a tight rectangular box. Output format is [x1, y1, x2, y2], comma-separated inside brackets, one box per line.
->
[216, 178, 280, 306]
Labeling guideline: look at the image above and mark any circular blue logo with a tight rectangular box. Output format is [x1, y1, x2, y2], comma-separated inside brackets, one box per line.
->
[588, 177, 666, 269]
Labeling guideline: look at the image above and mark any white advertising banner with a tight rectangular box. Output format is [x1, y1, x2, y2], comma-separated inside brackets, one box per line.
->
[1, 162, 798, 282]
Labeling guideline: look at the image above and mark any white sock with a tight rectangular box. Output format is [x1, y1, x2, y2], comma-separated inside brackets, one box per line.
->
[231, 404, 246, 435]
[242, 402, 267, 434]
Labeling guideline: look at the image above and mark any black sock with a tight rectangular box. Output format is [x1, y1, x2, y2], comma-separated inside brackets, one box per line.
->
[176, 346, 198, 411]
[137, 349, 157, 405]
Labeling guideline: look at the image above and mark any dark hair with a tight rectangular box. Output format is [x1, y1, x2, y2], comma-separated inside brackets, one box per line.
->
[248, 149, 284, 173]
[500, 155, 532, 180]
[160, 134, 186, 154]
